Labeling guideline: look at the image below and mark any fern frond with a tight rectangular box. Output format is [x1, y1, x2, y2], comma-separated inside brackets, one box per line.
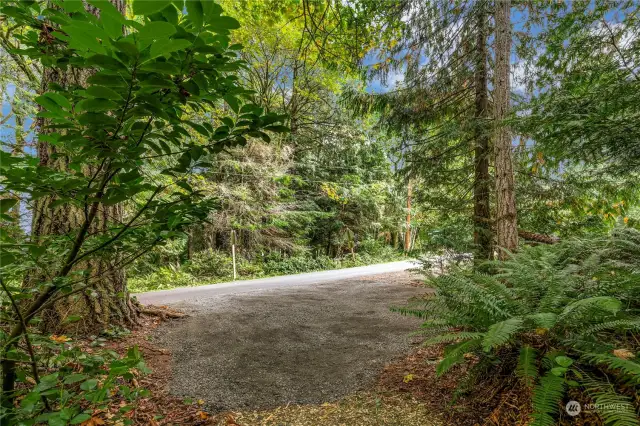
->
[390, 306, 431, 319]
[582, 353, 640, 385]
[517, 345, 538, 388]
[580, 370, 640, 426]
[525, 312, 558, 329]
[436, 338, 481, 376]
[530, 371, 565, 426]
[560, 296, 622, 319]
[582, 319, 640, 335]
[482, 317, 524, 352]
[425, 332, 485, 346]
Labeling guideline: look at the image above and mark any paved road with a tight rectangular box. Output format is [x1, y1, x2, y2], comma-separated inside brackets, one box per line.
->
[136, 260, 417, 305]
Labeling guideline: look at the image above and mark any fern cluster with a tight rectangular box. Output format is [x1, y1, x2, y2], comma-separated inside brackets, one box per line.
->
[397, 228, 640, 425]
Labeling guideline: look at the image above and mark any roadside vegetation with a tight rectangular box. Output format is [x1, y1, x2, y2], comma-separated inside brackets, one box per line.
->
[129, 241, 403, 293]
[0, 0, 639, 425]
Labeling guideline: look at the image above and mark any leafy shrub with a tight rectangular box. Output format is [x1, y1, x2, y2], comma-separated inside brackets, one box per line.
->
[184, 249, 233, 279]
[397, 228, 640, 425]
[128, 265, 197, 293]
[262, 254, 338, 275]
[129, 246, 404, 293]
[0, 334, 148, 425]
[358, 238, 388, 256]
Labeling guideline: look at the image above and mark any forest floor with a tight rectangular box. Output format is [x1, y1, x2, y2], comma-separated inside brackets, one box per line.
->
[113, 270, 527, 425]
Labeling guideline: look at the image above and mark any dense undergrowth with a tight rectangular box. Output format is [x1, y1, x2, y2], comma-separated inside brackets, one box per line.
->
[128, 241, 404, 293]
[396, 228, 640, 425]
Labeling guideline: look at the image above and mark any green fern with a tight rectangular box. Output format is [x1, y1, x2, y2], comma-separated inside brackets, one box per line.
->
[582, 319, 640, 335]
[425, 332, 485, 346]
[580, 371, 640, 426]
[482, 317, 524, 352]
[582, 353, 640, 385]
[530, 372, 566, 426]
[525, 312, 558, 329]
[560, 296, 622, 319]
[517, 346, 539, 387]
[397, 229, 640, 419]
[436, 338, 481, 376]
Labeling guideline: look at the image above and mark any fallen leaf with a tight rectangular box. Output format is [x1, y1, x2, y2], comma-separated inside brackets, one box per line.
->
[80, 416, 106, 426]
[50, 334, 71, 343]
[613, 349, 635, 360]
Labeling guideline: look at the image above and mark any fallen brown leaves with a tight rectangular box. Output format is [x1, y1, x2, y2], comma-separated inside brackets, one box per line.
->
[376, 345, 532, 426]
[209, 393, 439, 426]
[102, 312, 216, 425]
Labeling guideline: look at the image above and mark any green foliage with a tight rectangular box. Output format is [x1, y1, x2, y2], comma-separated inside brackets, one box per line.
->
[11, 342, 147, 425]
[0, 0, 287, 423]
[531, 372, 565, 426]
[398, 228, 640, 425]
[128, 247, 404, 293]
[517, 346, 538, 388]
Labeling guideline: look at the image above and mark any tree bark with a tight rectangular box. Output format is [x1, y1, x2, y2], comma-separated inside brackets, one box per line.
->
[404, 179, 412, 252]
[493, 0, 518, 259]
[473, 5, 493, 263]
[31, 0, 137, 333]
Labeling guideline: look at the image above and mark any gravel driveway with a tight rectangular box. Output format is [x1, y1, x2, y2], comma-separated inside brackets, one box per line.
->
[152, 271, 427, 412]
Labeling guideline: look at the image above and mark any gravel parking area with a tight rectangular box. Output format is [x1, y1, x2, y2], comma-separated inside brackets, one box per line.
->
[152, 271, 427, 412]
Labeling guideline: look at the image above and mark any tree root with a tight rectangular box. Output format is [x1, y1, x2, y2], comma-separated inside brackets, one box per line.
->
[139, 305, 186, 321]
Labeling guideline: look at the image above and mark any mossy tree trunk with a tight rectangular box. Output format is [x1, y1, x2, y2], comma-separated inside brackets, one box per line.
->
[472, 4, 494, 263]
[31, 0, 138, 333]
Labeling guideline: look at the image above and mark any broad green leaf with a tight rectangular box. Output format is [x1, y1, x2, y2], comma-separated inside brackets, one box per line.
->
[63, 373, 88, 384]
[87, 73, 127, 86]
[150, 38, 192, 59]
[70, 414, 92, 425]
[76, 98, 118, 113]
[140, 62, 180, 74]
[132, 0, 172, 16]
[554, 356, 574, 368]
[223, 95, 239, 113]
[35, 95, 64, 113]
[185, 0, 203, 28]
[61, 0, 83, 13]
[80, 379, 98, 391]
[137, 21, 176, 41]
[87, 54, 127, 71]
[86, 86, 123, 100]
[208, 16, 240, 30]
[0, 199, 18, 214]
[101, 11, 124, 39]
[161, 3, 179, 24]
[185, 121, 209, 137]
[43, 93, 72, 110]
[113, 40, 139, 58]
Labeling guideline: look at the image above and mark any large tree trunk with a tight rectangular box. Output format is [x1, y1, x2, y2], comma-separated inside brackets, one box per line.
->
[493, 0, 518, 258]
[472, 5, 493, 263]
[31, 0, 137, 333]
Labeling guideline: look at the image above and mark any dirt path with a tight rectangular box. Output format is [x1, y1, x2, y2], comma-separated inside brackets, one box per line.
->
[150, 271, 428, 413]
